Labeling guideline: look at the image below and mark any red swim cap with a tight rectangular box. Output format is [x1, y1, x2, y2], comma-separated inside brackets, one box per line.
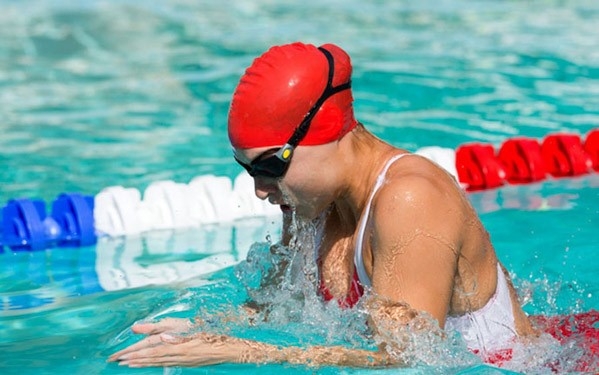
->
[228, 42, 357, 149]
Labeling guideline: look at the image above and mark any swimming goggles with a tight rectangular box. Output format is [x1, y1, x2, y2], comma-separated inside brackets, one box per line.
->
[234, 47, 352, 178]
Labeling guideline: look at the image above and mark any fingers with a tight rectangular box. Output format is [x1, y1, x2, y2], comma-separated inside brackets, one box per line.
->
[160, 333, 193, 345]
[114, 345, 185, 367]
[108, 332, 194, 362]
[108, 334, 164, 362]
[108, 332, 237, 368]
[117, 352, 222, 368]
[108, 318, 196, 364]
[132, 317, 192, 335]
[112, 341, 219, 368]
[131, 323, 162, 335]
[117, 356, 196, 368]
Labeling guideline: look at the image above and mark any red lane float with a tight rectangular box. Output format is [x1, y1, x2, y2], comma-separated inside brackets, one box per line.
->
[584, 129, 599, 171]
[456, 130, 598, 191]
[498, 138, 545, 184]
[456, 144, 505, 190]
[541, 134, 592, 177]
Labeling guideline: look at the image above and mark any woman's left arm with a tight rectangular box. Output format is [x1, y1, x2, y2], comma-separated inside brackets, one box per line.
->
[108, 325, 400, 368]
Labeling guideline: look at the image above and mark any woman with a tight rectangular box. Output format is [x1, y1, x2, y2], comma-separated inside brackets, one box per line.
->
[109, 42, 536, 368]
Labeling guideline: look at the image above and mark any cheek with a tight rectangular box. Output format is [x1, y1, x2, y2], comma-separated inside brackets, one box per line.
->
[283, 168, 317, 198]
[282, 169, 333, 215]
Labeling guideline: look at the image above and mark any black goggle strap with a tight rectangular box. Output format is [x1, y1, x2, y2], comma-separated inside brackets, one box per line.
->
[285, 47, 352, 150]
[233, 153, 252, 171]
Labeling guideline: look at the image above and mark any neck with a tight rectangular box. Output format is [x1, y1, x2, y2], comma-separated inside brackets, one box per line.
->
[332, 126, 401, 230]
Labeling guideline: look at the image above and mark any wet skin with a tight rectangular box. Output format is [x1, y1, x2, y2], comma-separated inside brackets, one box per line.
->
[109, 125, 536, 368]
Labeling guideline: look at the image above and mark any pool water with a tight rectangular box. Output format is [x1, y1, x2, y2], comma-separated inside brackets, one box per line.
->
[1, 0, 599, 374]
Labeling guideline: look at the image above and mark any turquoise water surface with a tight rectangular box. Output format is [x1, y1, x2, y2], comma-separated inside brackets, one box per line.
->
[1, 0, 599, 374]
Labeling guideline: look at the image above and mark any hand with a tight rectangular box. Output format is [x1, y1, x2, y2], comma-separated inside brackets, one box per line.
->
[108, 318, 267, 368]
[130, 317, 194, 336]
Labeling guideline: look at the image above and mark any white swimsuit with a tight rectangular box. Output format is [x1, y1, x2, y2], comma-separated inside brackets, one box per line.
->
[353, 153, 517, 354]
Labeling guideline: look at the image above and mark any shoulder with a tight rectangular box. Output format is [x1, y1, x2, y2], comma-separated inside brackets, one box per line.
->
[374, 154, 463, 213]
[368, 154, 467, 248]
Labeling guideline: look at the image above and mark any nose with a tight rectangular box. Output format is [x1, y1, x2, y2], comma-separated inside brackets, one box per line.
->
[253, 176, 278, 200]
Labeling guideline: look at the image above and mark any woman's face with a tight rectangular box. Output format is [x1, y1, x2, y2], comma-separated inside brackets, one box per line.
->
[234, 143, 340, 220]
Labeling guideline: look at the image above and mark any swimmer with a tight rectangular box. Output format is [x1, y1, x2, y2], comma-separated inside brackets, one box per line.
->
[108, 42, 537, 368]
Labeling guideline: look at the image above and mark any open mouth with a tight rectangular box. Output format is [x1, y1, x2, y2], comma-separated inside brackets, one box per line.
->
[280, 204, 292, 212]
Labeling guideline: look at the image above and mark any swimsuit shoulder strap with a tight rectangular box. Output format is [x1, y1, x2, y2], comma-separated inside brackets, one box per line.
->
[354, 153, 411, 287]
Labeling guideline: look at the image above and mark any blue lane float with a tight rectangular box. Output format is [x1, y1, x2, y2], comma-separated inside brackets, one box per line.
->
[2, 199, 50, 251]
[1, 130, 598, 252]
[1, 193, 96, 251]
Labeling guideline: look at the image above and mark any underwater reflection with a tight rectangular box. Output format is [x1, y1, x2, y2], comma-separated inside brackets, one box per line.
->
[0, 217, 281, 312]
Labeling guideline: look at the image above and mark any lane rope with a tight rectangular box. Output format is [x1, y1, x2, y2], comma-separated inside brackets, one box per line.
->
[1, 129, 597, 252]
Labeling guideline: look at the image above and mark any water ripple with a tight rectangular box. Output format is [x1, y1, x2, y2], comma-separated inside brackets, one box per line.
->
[1, 0, 598, 206]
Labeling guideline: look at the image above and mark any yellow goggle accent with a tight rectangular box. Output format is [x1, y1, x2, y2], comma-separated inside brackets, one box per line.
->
[282, 148, 292, 160]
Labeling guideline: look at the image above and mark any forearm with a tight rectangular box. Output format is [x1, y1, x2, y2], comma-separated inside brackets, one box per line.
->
[279, 345, 399, 368]
[237, 339, 401, 368]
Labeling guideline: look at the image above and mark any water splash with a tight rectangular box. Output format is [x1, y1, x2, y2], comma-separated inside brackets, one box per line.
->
[518, 274, 588, 316]
[233, 214, 371, 346]
[231, 213, 482, 370]
[497, 272, 598, 373]
[95, 210, 597, 373]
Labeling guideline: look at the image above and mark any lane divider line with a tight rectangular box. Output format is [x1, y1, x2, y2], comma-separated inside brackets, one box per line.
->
[1, 129, 597, 251]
